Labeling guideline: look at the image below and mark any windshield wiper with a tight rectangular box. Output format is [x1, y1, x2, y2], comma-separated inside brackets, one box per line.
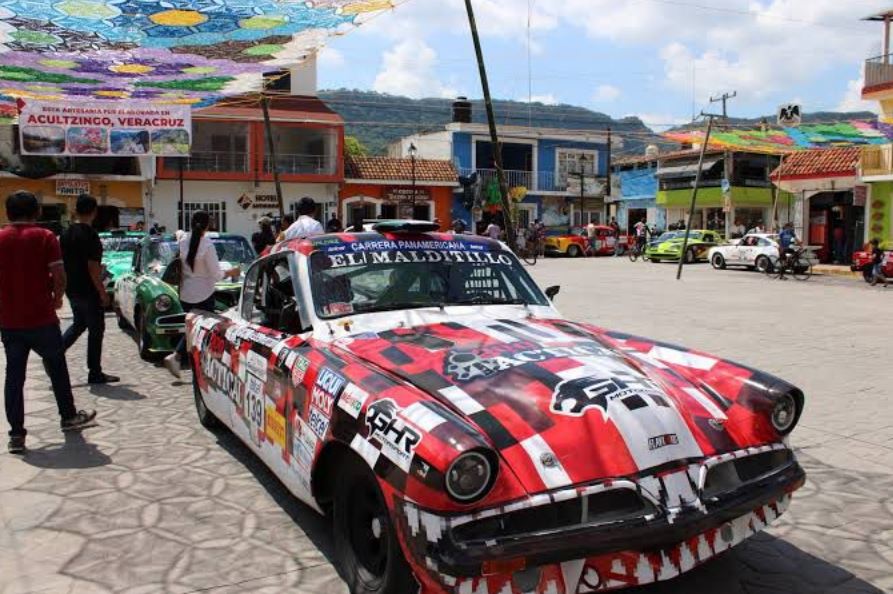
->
[355, 301, 446, 314]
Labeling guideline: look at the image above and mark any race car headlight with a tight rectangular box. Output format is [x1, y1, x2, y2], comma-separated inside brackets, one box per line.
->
[446, 451, 496, 504]
[154, 294, 173, 313]
[771, 392, 798, 435]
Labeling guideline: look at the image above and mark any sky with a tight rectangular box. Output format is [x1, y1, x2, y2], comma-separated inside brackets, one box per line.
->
[317, 0, 891, 132]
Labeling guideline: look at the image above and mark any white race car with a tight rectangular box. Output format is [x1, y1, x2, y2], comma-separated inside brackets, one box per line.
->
[709, 233, 818, 273]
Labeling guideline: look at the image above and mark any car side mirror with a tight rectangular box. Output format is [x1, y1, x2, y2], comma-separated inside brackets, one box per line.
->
[545, 286, 561, 301]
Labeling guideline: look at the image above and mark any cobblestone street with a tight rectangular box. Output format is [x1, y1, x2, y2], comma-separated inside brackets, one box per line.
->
[1, 259, 891, 594]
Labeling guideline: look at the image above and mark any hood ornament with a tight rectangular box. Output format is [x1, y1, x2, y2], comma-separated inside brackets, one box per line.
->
[540, 453, 558, 468]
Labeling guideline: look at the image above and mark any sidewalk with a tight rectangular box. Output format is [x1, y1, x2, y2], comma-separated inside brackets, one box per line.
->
[812, 264, 861, 279]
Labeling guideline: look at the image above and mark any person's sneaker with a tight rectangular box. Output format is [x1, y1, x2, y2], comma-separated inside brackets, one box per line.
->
[88, 373, 120, 385]
[7, 436, 25, 455]
[163, 354, 181, 379]
[60, 410, 97, 432]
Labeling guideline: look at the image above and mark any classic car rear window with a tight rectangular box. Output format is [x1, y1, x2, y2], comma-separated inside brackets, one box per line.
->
[308, 242, 549, 319]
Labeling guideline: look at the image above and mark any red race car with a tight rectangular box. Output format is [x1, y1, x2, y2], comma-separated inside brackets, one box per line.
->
[851, 241, 893, 283]
[186, 221, 806, 594]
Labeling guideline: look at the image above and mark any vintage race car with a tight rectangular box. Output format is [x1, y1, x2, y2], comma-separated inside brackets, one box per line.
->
[186, 222, 806, 594]
[708, 233, 819, 273]
[851, 241, 893, 282]
[99, 231, 143, 303]
[646, 230, 723, 264]
[545, 227, 626, 258]
[114, 233, 254, 359]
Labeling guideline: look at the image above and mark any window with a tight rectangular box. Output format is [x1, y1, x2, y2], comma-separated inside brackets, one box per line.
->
[573, 209, 602, 227]
[179, 201, 226, 232]
[380, 204, 398, 219]
[412, 203, 431, 221]
[241, 254, 300, 332]
[557, 150, 598, 187]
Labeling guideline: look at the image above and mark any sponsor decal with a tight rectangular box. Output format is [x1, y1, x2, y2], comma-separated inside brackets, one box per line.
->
[202, 351, 243, 408]
[326, 302, 354, 316]
[337, 383, 371, 419]
[708, 418, 727, 431]
[551, 371, 666, 417]
[291, 355, 311, 386]
[292, 417, 318, 472]
[327, 249, 514, 270]
[308, 406, 330, 439]
[225, 325, 282, 350]
[445, 342, 610, 382]
[311, 367, 345, 416]
[311, 387, 334, 417]
[245, 350, 268, 383]
[245, 375, 265, 443]
[648, 433, 680, 451]
[265, 405, 287, 449]
[365, 399, 422, 473]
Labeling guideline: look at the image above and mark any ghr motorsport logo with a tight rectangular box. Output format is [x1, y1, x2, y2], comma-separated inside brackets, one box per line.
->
[364, 399, 421, 472]
[551, 371, 668, 417]
[445, 341, 609, 382]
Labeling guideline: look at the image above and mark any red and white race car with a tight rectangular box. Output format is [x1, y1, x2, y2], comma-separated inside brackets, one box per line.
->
[186, 221, 806, 594]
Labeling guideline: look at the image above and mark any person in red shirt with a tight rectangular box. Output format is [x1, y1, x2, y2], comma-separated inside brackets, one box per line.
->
[0, 191, 96, 454]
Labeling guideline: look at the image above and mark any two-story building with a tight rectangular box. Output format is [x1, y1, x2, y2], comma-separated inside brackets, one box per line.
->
[610, 149, 664, 235]
[858, 10, 893, 245]
[390, 102, 621, 232]
[655, 148, 792, 237]
[152, 59, 343, 237]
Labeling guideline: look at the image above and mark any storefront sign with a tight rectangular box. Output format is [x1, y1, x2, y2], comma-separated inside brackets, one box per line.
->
[55, 179, 90, 197]
[777, 104, 802, 127]
[385, 187, 431, 203]
[238, 193, 280, 210]
[19, 99, 191, 157]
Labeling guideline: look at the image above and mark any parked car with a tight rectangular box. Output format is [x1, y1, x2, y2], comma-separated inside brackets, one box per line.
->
[646, 229, 723, 263]
[851, 241, 893, 283]
[114, 233, 254, 360]
[99, 230, 143, 304]
[709, 233, 819, 273]
[185, 221, 806, 594]
[544, 229, 590, 258]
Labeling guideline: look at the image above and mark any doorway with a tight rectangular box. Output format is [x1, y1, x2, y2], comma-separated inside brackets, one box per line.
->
[809, 192, 864, 264]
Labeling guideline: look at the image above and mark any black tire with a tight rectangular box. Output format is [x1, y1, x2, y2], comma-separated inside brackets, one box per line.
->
[567, 245, 582, 258]
[711, 253, 726, 270]
[521, 248, 537, 266]
[792, 259, 813, 281]
[116, 309, 129, 330]
[684, 248, 696, 265]
[755, 255, 771, 274]
[191, 361, 221, 430]
[136, 312, 156, 361]
[628, 250, 639, 262]
[334, 457, 416, 594]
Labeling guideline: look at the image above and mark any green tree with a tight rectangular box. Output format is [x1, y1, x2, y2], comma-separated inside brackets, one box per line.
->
[344, 135, 368, 157]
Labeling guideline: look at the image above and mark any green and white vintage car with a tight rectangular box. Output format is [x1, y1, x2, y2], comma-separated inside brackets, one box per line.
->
[99, 231, 143, 305]
[114, 233, 255, 360]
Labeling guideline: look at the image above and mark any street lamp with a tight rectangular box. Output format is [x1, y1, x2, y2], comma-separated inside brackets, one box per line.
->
[577, 154, 589, 228]
[409, 142, 418, 217]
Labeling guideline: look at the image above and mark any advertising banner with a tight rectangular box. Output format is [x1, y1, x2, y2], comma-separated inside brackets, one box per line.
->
[19, 100, 191, 157]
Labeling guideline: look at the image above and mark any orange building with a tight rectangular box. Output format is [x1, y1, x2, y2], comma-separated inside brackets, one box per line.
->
[340, 156, 458, 228]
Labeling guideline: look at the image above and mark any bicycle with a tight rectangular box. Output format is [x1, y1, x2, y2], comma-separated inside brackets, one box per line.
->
[628, 241, 650, 262]
[767, 248, 812, 281]
[514, 240, 539, 266]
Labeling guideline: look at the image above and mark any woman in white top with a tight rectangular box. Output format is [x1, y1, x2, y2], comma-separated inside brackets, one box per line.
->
[163, 211, 239, 378]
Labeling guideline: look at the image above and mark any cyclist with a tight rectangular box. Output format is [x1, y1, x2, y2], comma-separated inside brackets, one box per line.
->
[777, 222, 799, 280]
[633, 218, 648, 256]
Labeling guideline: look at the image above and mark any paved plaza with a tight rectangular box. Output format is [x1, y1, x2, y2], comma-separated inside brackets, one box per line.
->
[1, 258, 891, 594]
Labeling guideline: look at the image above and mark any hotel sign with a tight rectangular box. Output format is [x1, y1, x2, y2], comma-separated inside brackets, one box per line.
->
[384, 186, 431, 203]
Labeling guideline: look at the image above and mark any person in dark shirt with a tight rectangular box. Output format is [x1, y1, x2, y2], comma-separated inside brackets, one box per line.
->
[60, 194, 119, 384]
[870, 238, 886, 284]
[251, 217, 276, 255]
[326, 214, 343, 233]
[0, 191, 97, 454]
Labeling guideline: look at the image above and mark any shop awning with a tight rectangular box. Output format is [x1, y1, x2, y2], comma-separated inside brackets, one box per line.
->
[656, 159, 721, 178]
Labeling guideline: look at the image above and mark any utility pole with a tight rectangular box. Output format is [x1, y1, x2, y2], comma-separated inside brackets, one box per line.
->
[676, 113, 716, 281]
[606, 127, 612, 221]
[710, 91, 737, 121]
[261, 95, 285, 220]
[464, 0, 514, 247]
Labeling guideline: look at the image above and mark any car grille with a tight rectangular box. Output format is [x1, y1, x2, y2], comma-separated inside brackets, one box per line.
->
[451, 489, 655, 545]
[156, 313, 186, 328]
[702, 449, 793, 500]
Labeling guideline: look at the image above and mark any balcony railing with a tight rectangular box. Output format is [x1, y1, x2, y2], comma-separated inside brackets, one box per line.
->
[865, 54, 893, 90]
[264, 153, 336, 175]
[861, 145, 893, 177]
[167, 151, 249, 173]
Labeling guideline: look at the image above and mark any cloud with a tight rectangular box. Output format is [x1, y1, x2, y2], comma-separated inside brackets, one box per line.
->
[372, 39, 458, 99]
[837, 76, 880, 113]
[317, 47, 345, 69]
[528, 94, 559, 105]
[594, 84, 620, 102]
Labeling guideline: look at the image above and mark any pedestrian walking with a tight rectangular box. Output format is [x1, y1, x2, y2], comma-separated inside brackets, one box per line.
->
[0, 191, 97, 454]
[251, 217, 276, 256]
[284, 197, 324, 240]
[163, 211, 241, 378]
[60, 194, 119, 385]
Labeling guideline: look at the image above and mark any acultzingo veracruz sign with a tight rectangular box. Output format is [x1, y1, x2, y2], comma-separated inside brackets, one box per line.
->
[18, 100, 191, 157]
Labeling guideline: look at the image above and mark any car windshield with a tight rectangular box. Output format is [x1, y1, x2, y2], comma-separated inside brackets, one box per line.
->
[101, 236, 141, 253]
[308, 240, 550, 319]
[658, 231, 702, 241]
[212, 237, 255, 265]
[144, 240, 178, 276]
[142, 237, 254, 276]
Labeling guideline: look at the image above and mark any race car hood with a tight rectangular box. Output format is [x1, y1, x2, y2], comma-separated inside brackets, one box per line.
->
[334, 315, 783, 495]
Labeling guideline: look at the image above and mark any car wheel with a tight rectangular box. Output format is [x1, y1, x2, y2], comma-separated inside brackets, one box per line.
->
[116, 309, 129, 330]
[755, 255, 771, 273]
[136, 312, 156, 361]
[711, 253, 726, 269]
[567, 245, 582, 258]
[334, 456, 416, 594]
[684, 248, 696, 264]
[191, 361, 221, 430]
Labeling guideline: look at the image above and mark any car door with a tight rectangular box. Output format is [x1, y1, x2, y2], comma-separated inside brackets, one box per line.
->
[115, 241, 144, 326]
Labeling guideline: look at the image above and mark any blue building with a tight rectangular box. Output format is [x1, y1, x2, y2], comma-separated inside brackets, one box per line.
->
[610, 152, 665, 234]
[390, 117, 620, 233]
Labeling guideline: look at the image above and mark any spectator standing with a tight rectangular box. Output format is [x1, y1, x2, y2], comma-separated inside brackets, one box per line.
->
[251, 217, 276, 255]
[284, 197, 324, 240]
[585, 220, 598, 255]
[0, 191, 96, 454]
[450, 219, 467, 234]
[276, 214, 294, 242]
[326, 214, 343, 233]
[60, 194, 119, 385]
[485, 220, 501, 240]
[163, 211, 240, 378]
